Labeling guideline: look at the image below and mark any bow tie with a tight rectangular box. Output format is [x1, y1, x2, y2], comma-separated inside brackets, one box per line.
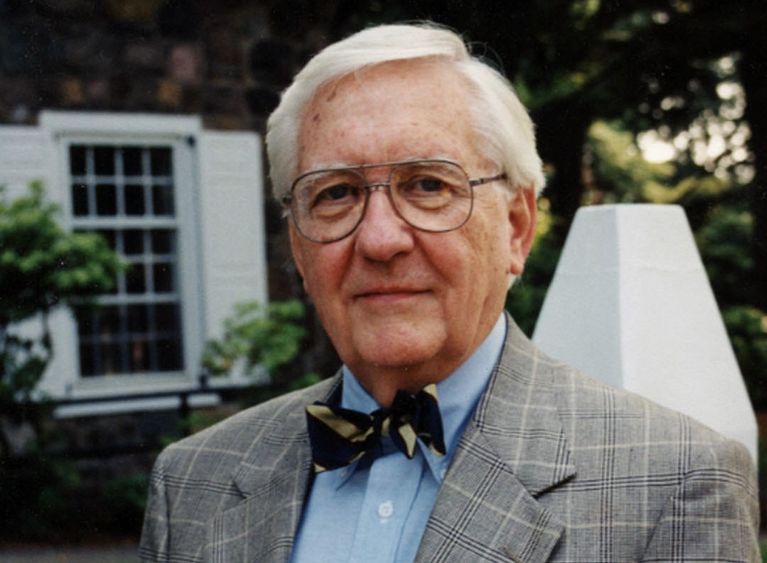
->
[305, 384, 447, 473]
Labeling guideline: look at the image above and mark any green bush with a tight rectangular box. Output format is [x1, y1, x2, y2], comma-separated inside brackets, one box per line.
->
[202, 299, 321, 406]
[0, 449, 149, 542]
[0, 449, 80, 541]
[102, 473, 149, 533]
[202, 299, 306, 376]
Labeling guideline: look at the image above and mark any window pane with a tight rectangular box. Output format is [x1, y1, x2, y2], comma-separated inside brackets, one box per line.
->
[79, 344, 96, 376]
[156, 338, 182, 371]
[69, 145, 86, 175]
[97, 305, 121, 337]
[94, 146, 115, 175]
[123, 229, 144, 255]
[76, 307, 94, 337]
[153, 262, 174, 293]
[156, 303, 180, 333]
[128, 339, 150, 372]
[99, 342, 123, 375]
[152, 185, 175, 215]
[151, 229, 173, 254]
[123, 147, 143, 176]
[95, 183, 117, 216]
[72, 183, 89, 216]
[124, 184, 145, 215]
[127, 304, 149, 333]
[126, 263, 146, 294]
[150, 147, 171, 175]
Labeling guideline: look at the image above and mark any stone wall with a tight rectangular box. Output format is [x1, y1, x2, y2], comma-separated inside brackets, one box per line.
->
[0, 0, 344, 493]
[0, 0, 346, 314]
[0, 0, 314, 130]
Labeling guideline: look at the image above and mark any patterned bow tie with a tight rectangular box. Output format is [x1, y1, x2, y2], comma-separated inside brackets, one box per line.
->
[305, 384, 446, 473]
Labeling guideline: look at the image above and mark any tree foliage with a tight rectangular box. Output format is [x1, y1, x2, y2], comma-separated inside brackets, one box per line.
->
[298, 0, 764, 254]
[201, 299, 319, 405]
[284, 0, 767, 407]
[0, 183, 122, 456]
[202, 299, 307, 376]
[0, 183, 120, 326]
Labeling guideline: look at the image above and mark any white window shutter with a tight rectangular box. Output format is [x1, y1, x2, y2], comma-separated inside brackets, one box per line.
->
[197, 131, 269, 342]
[0, 125, 53, 199]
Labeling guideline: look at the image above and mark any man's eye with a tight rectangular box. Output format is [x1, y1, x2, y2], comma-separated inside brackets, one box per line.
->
[414, 178, 446, 193]
[316, 183, 355, 201]
[403, 176, 449, 196]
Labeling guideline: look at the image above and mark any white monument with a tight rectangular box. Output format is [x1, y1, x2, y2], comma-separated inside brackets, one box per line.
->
[532, 204, 758, 462]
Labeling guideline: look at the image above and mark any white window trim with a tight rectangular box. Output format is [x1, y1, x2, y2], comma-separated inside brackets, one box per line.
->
[35, 111, 256, 409]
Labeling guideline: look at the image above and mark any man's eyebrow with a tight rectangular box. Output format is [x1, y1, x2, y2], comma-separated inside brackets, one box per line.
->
[303, 161, 357, 171]
[301, 155, 459, 172]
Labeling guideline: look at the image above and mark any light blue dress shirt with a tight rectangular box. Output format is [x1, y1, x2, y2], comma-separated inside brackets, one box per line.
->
[290, 314, 507, 563]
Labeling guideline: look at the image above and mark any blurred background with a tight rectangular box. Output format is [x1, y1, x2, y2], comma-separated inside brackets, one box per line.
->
[0, 0, 765, 557]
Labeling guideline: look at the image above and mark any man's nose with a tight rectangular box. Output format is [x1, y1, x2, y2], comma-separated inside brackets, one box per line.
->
[353, 189, 415, 261]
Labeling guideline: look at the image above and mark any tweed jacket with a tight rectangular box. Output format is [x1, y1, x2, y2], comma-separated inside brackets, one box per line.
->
[140, 318, 759, 562]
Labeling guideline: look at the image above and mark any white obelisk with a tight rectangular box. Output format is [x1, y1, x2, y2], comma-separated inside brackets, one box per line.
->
[532, 204, 757, 462]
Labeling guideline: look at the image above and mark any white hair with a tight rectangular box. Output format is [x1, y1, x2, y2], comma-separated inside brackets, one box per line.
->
[266, 23, 545, 202]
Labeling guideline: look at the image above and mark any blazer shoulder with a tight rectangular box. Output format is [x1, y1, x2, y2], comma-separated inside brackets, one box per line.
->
[547, 363, 755, 478]
[154, 375, 339, 476]
[501, 318, 750, 462]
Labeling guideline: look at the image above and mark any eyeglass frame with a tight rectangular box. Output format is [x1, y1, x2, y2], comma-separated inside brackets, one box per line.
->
[281, 158, 507, 243]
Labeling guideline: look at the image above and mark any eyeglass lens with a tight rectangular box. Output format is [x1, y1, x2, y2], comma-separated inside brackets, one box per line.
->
[291, 160, 474, 242]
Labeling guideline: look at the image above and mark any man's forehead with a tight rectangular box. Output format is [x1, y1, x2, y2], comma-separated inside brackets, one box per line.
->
[296, 59, 478, 172]
[303, 59, 472, 126]
[317, 57, 463, 95]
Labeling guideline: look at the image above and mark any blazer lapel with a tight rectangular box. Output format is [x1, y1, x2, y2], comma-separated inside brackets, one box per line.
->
[206, 376, 342, 563]
[417, 318, 576, 563]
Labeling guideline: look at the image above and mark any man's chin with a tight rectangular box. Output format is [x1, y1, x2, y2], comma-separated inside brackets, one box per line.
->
[348, 323, 447, 371]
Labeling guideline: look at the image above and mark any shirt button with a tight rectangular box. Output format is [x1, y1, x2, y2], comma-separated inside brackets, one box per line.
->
[378, 500, 394, 519]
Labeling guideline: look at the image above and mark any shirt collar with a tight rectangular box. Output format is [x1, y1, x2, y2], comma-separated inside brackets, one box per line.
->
[338, 313, 507, 483]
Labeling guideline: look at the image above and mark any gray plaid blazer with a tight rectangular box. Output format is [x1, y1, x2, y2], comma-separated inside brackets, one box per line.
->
[140, 318, 759, 562]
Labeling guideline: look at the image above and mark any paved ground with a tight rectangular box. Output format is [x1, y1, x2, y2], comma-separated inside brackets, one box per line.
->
[0, 542, 138, 562]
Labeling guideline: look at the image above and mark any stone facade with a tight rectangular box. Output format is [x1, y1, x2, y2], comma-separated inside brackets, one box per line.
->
[0, 1, 348, 128]
[0, 0, 347, 332]
[0, 0, 345, 501]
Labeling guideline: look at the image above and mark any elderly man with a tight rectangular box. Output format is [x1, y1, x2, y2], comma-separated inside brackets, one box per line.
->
[140, 24, 759, 562]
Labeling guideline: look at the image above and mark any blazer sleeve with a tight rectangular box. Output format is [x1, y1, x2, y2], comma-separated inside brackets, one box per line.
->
[139, 450, 171, 562]
[640, 437, 760, 562]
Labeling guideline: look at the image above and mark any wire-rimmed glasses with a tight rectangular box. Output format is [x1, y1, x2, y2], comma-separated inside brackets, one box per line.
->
[282, 159, 506, 243]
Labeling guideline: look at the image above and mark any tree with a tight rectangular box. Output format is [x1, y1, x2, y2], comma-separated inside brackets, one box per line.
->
[260, 0, 767, 408]
[0, 182, 122, 457]
[284, 1, 758, 241]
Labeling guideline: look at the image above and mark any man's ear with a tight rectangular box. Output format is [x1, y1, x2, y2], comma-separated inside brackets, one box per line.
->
[507, 187, 537, 276]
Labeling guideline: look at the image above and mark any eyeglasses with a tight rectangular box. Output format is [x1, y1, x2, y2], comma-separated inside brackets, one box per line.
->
[282, 159, 506, 243]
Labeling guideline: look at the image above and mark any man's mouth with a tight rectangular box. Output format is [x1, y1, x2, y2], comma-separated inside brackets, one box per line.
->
[355, 287, 429, 302]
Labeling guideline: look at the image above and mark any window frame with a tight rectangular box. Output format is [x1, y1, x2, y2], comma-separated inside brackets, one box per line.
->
[41, 112, 206, 398]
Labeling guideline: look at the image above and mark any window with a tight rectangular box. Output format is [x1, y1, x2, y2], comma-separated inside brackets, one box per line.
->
[0, 111, 268, 407]
[69, 144, 184, 376]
